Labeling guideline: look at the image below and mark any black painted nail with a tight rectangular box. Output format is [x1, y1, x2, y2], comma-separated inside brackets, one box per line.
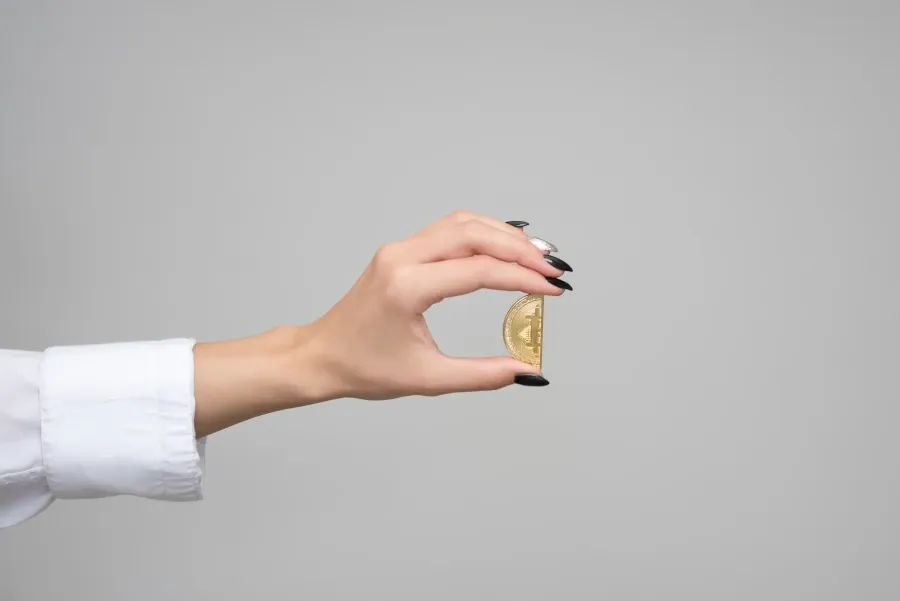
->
[546, 277, 573, 291]
[506, 220, 529, 228]
[544, 255, 573, 272]
[515, 373, 550, 386]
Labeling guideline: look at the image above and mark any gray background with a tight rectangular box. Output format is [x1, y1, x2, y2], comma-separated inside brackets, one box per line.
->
[1, 1, 899, 600]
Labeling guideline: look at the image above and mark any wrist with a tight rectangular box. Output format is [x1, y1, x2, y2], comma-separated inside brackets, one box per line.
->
[192, 324, 341, 437]
[268, 323, 345, 407]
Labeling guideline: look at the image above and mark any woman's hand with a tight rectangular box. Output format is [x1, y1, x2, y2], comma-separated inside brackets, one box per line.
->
[306, 210, 572, 400]
[192, 211, 573, 437]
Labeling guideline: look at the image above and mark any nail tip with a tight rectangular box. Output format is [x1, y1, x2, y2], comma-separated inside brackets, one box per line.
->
[545, 276, 573, 291]
[543, 255, 573, 272]
[514, 374, 550, 386]
[506, 220, 529, 228]
[529, 237, 557, 254]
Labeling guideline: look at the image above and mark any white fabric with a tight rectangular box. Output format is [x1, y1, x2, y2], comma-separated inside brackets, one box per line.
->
[0, 339, 205, 528]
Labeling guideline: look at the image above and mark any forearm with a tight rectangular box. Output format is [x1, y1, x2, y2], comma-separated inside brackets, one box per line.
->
[192, 325, 338, 438]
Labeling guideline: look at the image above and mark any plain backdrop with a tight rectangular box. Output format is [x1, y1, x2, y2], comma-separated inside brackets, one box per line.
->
[1, 2, 899, 600]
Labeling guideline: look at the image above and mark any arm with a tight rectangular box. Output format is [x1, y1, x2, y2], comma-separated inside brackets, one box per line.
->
[192, 211, 571, 435]
[1, 212, 572, 527]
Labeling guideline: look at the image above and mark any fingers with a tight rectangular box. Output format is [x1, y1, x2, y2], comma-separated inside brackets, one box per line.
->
[419, 355, 547, 395]
[407, 219, 561, 278]
[405, 255, 566, 311]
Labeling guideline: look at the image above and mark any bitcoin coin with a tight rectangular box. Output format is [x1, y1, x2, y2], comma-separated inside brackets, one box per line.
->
[503, 294, 544, 369]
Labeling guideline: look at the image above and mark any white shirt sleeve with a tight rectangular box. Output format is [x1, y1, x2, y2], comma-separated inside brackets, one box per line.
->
[0, 339, 205, 528]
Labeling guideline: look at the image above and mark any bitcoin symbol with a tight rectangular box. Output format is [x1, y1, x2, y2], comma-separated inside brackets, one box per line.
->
[524, 306, 542, 352]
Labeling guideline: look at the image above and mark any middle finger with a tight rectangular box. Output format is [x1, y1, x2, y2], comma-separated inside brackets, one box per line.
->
[407, 219, 563, 278]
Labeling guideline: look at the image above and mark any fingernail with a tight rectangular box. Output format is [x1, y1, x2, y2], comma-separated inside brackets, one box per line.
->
[506, 220, 529, 228]
[529, 237, 558, 254]
[546, 277, 573, 291]
[544, 255, 573, 272]
[515, 373, 550, 386]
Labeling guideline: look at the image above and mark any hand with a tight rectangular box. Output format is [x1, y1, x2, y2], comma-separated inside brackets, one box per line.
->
[192, 211, 573, 437]
[305, 211, 572, 400]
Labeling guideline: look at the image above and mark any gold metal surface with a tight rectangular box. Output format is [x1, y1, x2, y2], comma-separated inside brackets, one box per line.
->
[503, 294, 544, 369]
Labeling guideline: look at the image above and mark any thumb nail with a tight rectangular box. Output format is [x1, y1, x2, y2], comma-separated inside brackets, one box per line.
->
[514, 373, 550, 386]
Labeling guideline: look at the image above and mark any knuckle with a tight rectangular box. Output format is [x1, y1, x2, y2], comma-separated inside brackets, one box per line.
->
[459, 218, 485, 239]
[471, 255, 496, 283]
[372, 243, 399, 269]
[382, 266, 413, 307]
[472, 254, 494, 269]
[519, 241, 538, 262]
[448, 209, 474, 223]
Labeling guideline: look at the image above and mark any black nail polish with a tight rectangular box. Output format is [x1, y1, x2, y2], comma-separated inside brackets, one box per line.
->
[506, 220, 529, 228]
[515, 373, 550, 386]
[546, 277, 573, 291]
[544, 255, 573, 272]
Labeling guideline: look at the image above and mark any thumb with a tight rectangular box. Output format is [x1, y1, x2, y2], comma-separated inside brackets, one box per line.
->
[422, 356, 549, 395]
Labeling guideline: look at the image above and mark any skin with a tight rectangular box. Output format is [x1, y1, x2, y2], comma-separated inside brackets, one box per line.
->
[192, 211, 566, 438]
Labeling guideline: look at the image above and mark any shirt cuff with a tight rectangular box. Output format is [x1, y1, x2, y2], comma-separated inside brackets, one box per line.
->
[39, 339, 204, 501]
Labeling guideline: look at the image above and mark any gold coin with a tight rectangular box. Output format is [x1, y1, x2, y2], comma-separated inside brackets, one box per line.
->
[503, 294, 544, 369]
